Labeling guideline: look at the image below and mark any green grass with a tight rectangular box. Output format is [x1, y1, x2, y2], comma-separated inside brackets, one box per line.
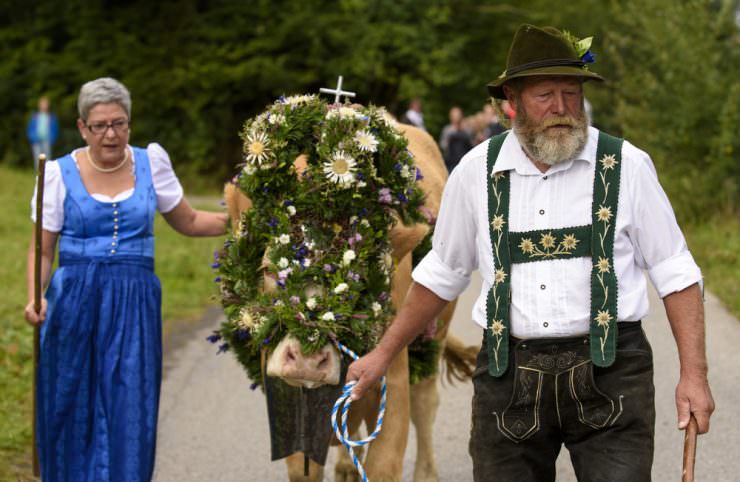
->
[0, 164, 225, 480]
[685, 218, 740, 318]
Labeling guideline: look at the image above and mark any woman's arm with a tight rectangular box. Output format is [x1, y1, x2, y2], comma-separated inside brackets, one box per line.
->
[24, 229, 59, 325]
[161, 198, 228, 237]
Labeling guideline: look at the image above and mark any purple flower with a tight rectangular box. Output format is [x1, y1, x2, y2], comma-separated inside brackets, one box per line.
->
[268, 217, 278, 228]
[261, 337, 271, 346]
[290, 296, 301, 305]
[206, 332, 221, 343]
[283, 199, 293, 206]
[235, 329, 251, 341]
[393, 163, 402, 171]
[582, 51, 595, 63]
[250, 382, 259, 390]
[378, 188, 392, 204]
[415, 168, 424, 181]
[324, 264, 334, 273]
[213, 251, 220, 261]
[347, 271, 360, 282]
[378, 291, 389, 301]
[217, 343, 230, 353]
[214, 276, 221, 283]
[396, 192, 408, 203]
[211, 262, 220, 269]
[359, 208, 368, 217]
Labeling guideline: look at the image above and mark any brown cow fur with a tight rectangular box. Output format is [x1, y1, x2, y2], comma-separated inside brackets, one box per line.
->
[224, 123, 476, 482]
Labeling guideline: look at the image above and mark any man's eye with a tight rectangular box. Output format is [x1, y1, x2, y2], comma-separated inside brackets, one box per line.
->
[112, 120, 126, 128]
[91, 123, 106, 130]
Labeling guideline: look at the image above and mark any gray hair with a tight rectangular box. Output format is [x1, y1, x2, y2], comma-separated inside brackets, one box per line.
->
[77, 77, 132, 121]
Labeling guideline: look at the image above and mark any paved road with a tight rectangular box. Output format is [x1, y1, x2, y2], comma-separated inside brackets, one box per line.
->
[153, 274, 739, 481]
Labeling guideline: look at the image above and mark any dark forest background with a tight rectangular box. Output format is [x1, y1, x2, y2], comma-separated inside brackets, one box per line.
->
[1, 0, 737, 219]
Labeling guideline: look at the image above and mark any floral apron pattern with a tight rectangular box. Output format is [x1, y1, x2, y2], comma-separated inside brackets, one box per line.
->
[485, 131, 624, 376]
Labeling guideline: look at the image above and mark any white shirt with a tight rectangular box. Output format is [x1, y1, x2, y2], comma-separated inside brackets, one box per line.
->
[30, 143, 184, 232]
[413, 127, 702, 338]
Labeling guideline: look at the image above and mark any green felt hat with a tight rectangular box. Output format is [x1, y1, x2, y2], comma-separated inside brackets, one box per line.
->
[487, 24, 604, 99]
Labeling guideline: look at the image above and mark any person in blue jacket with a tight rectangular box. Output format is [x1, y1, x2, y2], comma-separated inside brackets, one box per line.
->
[27, 96, 60, 169]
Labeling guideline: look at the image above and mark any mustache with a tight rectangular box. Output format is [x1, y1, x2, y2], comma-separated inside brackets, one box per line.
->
[542, 116, 577, 128]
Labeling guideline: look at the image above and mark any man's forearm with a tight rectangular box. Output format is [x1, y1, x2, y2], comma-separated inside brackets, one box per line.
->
[375, 282, 449, 360]
[663, 283, 707, 376]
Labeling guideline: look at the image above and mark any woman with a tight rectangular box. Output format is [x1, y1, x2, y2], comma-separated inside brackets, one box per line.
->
[24, 77, 227, 481]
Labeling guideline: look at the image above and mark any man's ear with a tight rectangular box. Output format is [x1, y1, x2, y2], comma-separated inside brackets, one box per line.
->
[502, 85, 517, 111]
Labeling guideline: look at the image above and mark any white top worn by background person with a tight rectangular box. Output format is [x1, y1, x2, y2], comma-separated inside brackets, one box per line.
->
[412, 126, 702, 338]
[30, 143, 184, 230]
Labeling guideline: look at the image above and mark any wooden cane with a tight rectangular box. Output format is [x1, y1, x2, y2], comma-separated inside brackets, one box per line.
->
[32, 153, 47, 477]
[681, 414, 698, 482]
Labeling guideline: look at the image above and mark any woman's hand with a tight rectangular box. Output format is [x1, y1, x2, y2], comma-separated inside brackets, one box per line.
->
[24, 298, 47, 326]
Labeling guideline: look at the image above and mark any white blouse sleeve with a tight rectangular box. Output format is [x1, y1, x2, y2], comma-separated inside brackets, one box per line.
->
[30, 160, 65, 232]
[147, 143, 184, 213]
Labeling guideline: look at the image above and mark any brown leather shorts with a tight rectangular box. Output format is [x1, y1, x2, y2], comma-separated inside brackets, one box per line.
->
[469, 322, 655, 482]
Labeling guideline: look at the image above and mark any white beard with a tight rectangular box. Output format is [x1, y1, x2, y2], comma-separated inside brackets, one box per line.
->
[512, 107, 588, 166]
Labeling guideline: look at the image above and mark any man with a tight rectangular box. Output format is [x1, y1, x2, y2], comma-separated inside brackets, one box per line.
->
[439, 106, 473, 172]
[401, 97, 426, 131]
[347, 24, 714, 481]
[26, 95, 59, 168]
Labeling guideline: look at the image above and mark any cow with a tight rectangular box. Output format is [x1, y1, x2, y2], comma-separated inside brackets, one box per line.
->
[223, 119, 477, 482]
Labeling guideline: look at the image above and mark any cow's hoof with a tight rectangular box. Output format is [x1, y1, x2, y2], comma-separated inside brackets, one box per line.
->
[334, 462, 360, 482]
[413, 462, 440, 482]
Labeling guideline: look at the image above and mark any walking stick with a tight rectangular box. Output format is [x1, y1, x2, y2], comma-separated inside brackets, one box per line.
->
[681, 414, 698, 482]
[32, 153, 47, 477]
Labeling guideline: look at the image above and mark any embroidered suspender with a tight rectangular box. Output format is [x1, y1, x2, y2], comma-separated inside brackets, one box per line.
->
[485, 131, 624, 377]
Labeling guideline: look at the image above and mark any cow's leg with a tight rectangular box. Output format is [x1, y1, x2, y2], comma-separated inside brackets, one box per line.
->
[335, 443, 362, 482]
[410, 300, 457, 482]
[285, 453, 324, 482]
[410, 375, 440, 482]
[361, 347, 410, 482]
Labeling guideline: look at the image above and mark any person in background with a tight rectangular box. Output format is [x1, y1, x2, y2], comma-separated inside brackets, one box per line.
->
[24, 77, 228, 482]
[27, 96, 59, 169]
[439, 106, 473, 172]
[401, 97, 426, 131]
[346, 24, 713, 481]
[482, 102, 506, 139]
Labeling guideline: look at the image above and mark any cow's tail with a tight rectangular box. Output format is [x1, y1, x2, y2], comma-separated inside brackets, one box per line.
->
[441, 334, 479, 384]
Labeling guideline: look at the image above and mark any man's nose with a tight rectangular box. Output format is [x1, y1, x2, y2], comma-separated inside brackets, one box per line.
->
[550, 93, 567, 115]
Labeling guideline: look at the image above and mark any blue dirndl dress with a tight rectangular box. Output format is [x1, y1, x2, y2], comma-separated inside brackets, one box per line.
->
[37, 147, 162, 482]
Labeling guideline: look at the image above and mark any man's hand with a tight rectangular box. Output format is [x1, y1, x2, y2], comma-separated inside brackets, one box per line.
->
[346, 348, 394, 401]
[676, 374, 715, 434]
[24, 298, 47, 326]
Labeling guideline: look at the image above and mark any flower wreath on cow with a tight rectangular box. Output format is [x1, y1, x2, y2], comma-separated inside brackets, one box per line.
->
[210, 95, 446, 468]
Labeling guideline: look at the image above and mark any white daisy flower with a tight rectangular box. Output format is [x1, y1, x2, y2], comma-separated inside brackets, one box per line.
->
[400, 165, 411, 179]
[278, 234, 290, 245]
[268, 113, 286, 125]
[303, 258, 312, 267]
[360, 219, 370, 228]
[355, 129, 379, 153]
[321, 312, 335, 321]
[371, 302, 382, 316]
[342, 249, 356, 266]
[287, 205, 296, 216]
[323, 151, 357, 188]
[282, 94, 316, 105]
[244, 131, 272, 165]
[243, 164, 256, 175]
[277, 257, 289, 269]
[306, 297, 317, 310]
[326, 106, 364, 120]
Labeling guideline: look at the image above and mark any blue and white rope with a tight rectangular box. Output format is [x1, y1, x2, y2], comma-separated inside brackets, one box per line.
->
[331, 341, 387, 482]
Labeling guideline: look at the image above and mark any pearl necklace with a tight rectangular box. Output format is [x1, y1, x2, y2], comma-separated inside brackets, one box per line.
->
[86, 146, 130, 173]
